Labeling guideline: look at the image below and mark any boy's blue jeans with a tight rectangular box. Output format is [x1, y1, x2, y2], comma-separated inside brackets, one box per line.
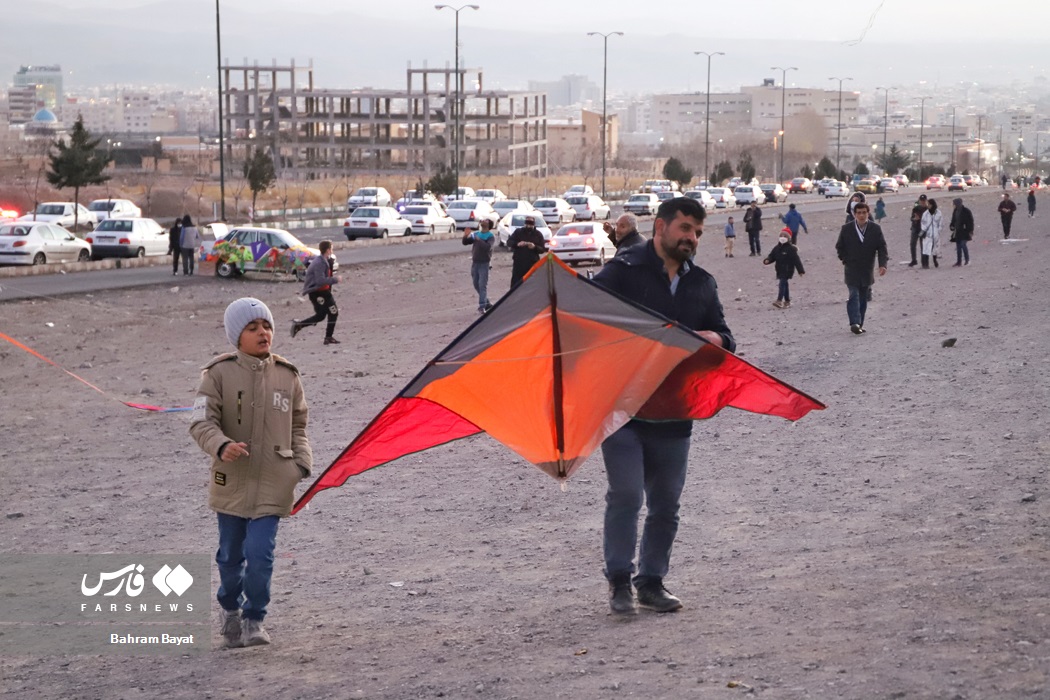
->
[602, 422, 691, 587]
[777, 278, 790, 302]
[216, 513, 279, 621]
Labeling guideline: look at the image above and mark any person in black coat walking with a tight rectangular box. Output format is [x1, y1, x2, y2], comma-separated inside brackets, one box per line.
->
[763, 227, 805, 308]
[743, 201, 763, 256]
[506, 215, 547, 288]
[834, 201, 888, 334]
[168, 218, 183, 275]
[949, 198, 974, 267]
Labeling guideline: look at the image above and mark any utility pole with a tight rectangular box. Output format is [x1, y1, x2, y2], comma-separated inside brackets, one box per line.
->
[918, 96, 930, 181]
[950, 107, 956, 174]
[215, 0, 226, 220]
[436, 4, 480, 202]
[772, 66, 797, 182]
[589, 31, 624, 199]
[829, 77, 852, 174]
[976, 115, 982, 175]
[695, 50, 724, 186]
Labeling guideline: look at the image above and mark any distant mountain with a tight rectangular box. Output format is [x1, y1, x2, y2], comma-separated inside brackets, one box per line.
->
[5, 2, 1039, 96]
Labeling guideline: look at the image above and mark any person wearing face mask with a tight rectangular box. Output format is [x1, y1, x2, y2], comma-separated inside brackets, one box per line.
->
[835, 201, 888, 335]
[763, 227, 805, 309]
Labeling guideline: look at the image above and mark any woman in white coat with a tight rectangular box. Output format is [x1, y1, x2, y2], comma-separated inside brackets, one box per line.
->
[920, 198, 943, 268]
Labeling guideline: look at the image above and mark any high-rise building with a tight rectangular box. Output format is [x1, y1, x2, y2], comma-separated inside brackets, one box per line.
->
[10, 65, 63, 124]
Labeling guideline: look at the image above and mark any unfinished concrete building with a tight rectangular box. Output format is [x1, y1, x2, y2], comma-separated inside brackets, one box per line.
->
[221, 59, 548, 179]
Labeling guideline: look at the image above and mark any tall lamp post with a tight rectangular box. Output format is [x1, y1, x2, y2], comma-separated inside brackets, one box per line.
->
[215, 0, 226, 220]
[588, 31, 623, 199]
[771, 66, 797, 182]
[918, 96, 930, 180]
[950, 106, 956, 174]
[829, 76, 852, 174]
[876, 86, 892, 171]
[436, 4, 480, 202]
[694, 50, 724, 186]
[976, 115, 982, 175]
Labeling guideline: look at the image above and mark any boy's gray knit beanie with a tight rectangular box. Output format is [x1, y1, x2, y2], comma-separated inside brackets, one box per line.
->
[224, 297, 273, 348]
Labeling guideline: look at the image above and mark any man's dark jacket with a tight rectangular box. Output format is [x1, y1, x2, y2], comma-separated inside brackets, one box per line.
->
[506, 226, 547, 286]
[744, 206, 763, 233]
[613, 229, 645, 257]
[835, 221, 888, 288]
[949, 205, 974, 242]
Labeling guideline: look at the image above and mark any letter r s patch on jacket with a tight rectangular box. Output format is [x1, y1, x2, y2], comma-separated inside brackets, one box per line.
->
[272, 390, 290, 413]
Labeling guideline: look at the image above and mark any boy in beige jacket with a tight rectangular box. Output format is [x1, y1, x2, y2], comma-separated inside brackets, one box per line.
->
[190, 297, 313, 648]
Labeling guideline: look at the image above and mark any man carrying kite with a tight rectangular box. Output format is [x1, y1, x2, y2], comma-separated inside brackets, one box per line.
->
[592, 197, 735, 615]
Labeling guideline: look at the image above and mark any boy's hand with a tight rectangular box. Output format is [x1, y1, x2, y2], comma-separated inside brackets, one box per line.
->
[220, 442, 249, 461]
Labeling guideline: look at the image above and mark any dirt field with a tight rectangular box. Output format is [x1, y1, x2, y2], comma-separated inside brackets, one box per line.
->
[2, 188, 1048, 699]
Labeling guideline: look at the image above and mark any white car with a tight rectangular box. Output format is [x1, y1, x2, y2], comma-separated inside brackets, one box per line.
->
[879, 178, 900, 193]
[824, 181, 850, 198]
[759, 184, 788, 204]
[446, 200, 500, 230]
[683, 190, 716, 210]
[656, 191, 685, 204]
[347, 187, 392, 212]
[562, 184, 594, 199]
[532, 197, 576, 225]
[492, 199, 536, 219]
[213, 227, 323, 280]
[86, 217, 168, 258]
[19, 202, 97, 230]
[89, 198, 141, 222]
[641, 179, 677, 193]
[442, 187, 477, 203]
[401, 205, 457, 235]
[199, 222, 231, 259]
[474, 188, 507, 203]
[734, 185, 765, 205]
[496, 213, 553, 247]
[623, 193, 660, 216]
[343, 206, 411, 239]
[0, 221, 92, 265]
[708, 188, 737, 208]
[566, 195, 611, 221]
[547, 222, 617, 267]
[394, 190, 437, 212]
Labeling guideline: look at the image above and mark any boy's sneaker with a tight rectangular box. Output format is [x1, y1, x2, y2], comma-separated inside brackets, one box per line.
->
[219, 608, 243, 648]
[290, 320, 302, 339]
[608, 577, 637, 615]
[782, 300, 791, 308]
[242, 618, 271, 646]
[636, 581, 683, 612]
[323, 337, 341, 345]
[772, 300, 784, 309]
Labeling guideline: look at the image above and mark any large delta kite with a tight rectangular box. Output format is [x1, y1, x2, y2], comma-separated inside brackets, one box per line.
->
[292, 254, 824, 514]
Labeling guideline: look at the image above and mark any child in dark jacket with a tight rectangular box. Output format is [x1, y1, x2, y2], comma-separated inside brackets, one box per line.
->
[763, 227, 805, 308]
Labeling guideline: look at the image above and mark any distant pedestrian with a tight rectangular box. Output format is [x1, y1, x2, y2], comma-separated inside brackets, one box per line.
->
[179, 215, 201, 275]
[908, 194, 929, 266]
[1027, 187, 1037, 218]
[604, 213, 645, 257]
[1001, 173, 1009, 190]
[168, 218, 183, 275]
[723, 216, 736, 257]
[291, 240, 341, 345]
[874, 197, 887, 222]
[743, 201, 763, 256]
[998, 193, 1017, 239]
[462, 219, 495, 313]
[835, 202, 888, 335]
[949, 198, 974, 267]
[779, 203, 808, 244]
[920, 199, 944, 269]
[506, 215, 547, 288]
[763, 227, 805, 309]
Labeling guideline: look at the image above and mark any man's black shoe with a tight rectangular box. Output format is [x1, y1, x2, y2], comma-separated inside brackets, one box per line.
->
[850, 324, 863, 335]
[323, 337, 341, 345]
[290, 320, 302, 339]
[608, 579, 637, 615]
[908, 261, 918, 267]
[636, 581, 683, 612]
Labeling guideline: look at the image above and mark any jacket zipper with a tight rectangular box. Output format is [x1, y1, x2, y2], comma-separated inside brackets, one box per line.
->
[237, 391, 242, 424]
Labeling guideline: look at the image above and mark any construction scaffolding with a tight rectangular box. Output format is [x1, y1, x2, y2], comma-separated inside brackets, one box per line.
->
[221, 59, 548, 179]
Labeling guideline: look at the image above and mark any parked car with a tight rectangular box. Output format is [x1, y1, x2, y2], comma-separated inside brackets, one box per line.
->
[760, 183, 788, 203]
[656, 191, 685, 203]
[727, 177, 743, 189]
[692, 180, 712, 190]
[18, 202, 97, 230]
[400, 205, 457, 235]
[566, 194, 611, 221]
[816, 178, 835, 195]
[855, 177, 880, 194]
[623, 192, 660, 216]
[532, 198, 576, 225]
[442, 186, 477, 203]
[492, 199, 536, 219]
[212, 227, 323, 279]
[496, 212, 553, 247]
[0, 221, 92, 265]
[683, 189, 716, 210]
[199, 222, 231, 259]
[474, 188, 507, 204]
[925, 175, 946, 190]
[894, 174, 910, 187]
[734, 185, 765, 204]
[709, 187, 738, 208]
[961, 174, 979, 187]
[347, 187, 392, 212]
[824, 180, 850, 198]
[0, 207, 19, 224]
[394, 190, 437, 212]
[947, 175, 969, 191]
[86, 217, 168, 258]
[788, 178, 814, 194]
[547, 222, 616, 267]
[640, 179, 677, 193]
[343, 206, 412, 239]
[88, 198, 142, 222]
[850, 173, 865, 190]
[879, 178, 900, 193]
[562, 184, 594, 199]
[447, 199, 500, 230]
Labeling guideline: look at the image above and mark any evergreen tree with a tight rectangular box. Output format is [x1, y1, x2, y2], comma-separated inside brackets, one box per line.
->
[814, 157, 838, 179]
[874, 144, 912, 175]
[244, 149, 277, 215]
[711, 160, 734, 186]
[46, 115, 110, 231]
[426, 166, 457, 197]
[662, 157, 693, 187]
[800, 163, 814, 180]
[737, 151, 755, 183]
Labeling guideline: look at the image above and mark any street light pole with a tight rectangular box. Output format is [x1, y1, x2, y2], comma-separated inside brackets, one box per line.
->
[589, 31, 623, 200]
[918, 96, 930, 180]
[876, 86, 891, 171]
[771, 66, 797, 182]
[215, 0, 226, 220]
[829, 76, 852, 174]
[950, 106, 956, 174]
[976, 115, 982, 175]
[436, 4, 480, 202]
[695, 50, 724, 186]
